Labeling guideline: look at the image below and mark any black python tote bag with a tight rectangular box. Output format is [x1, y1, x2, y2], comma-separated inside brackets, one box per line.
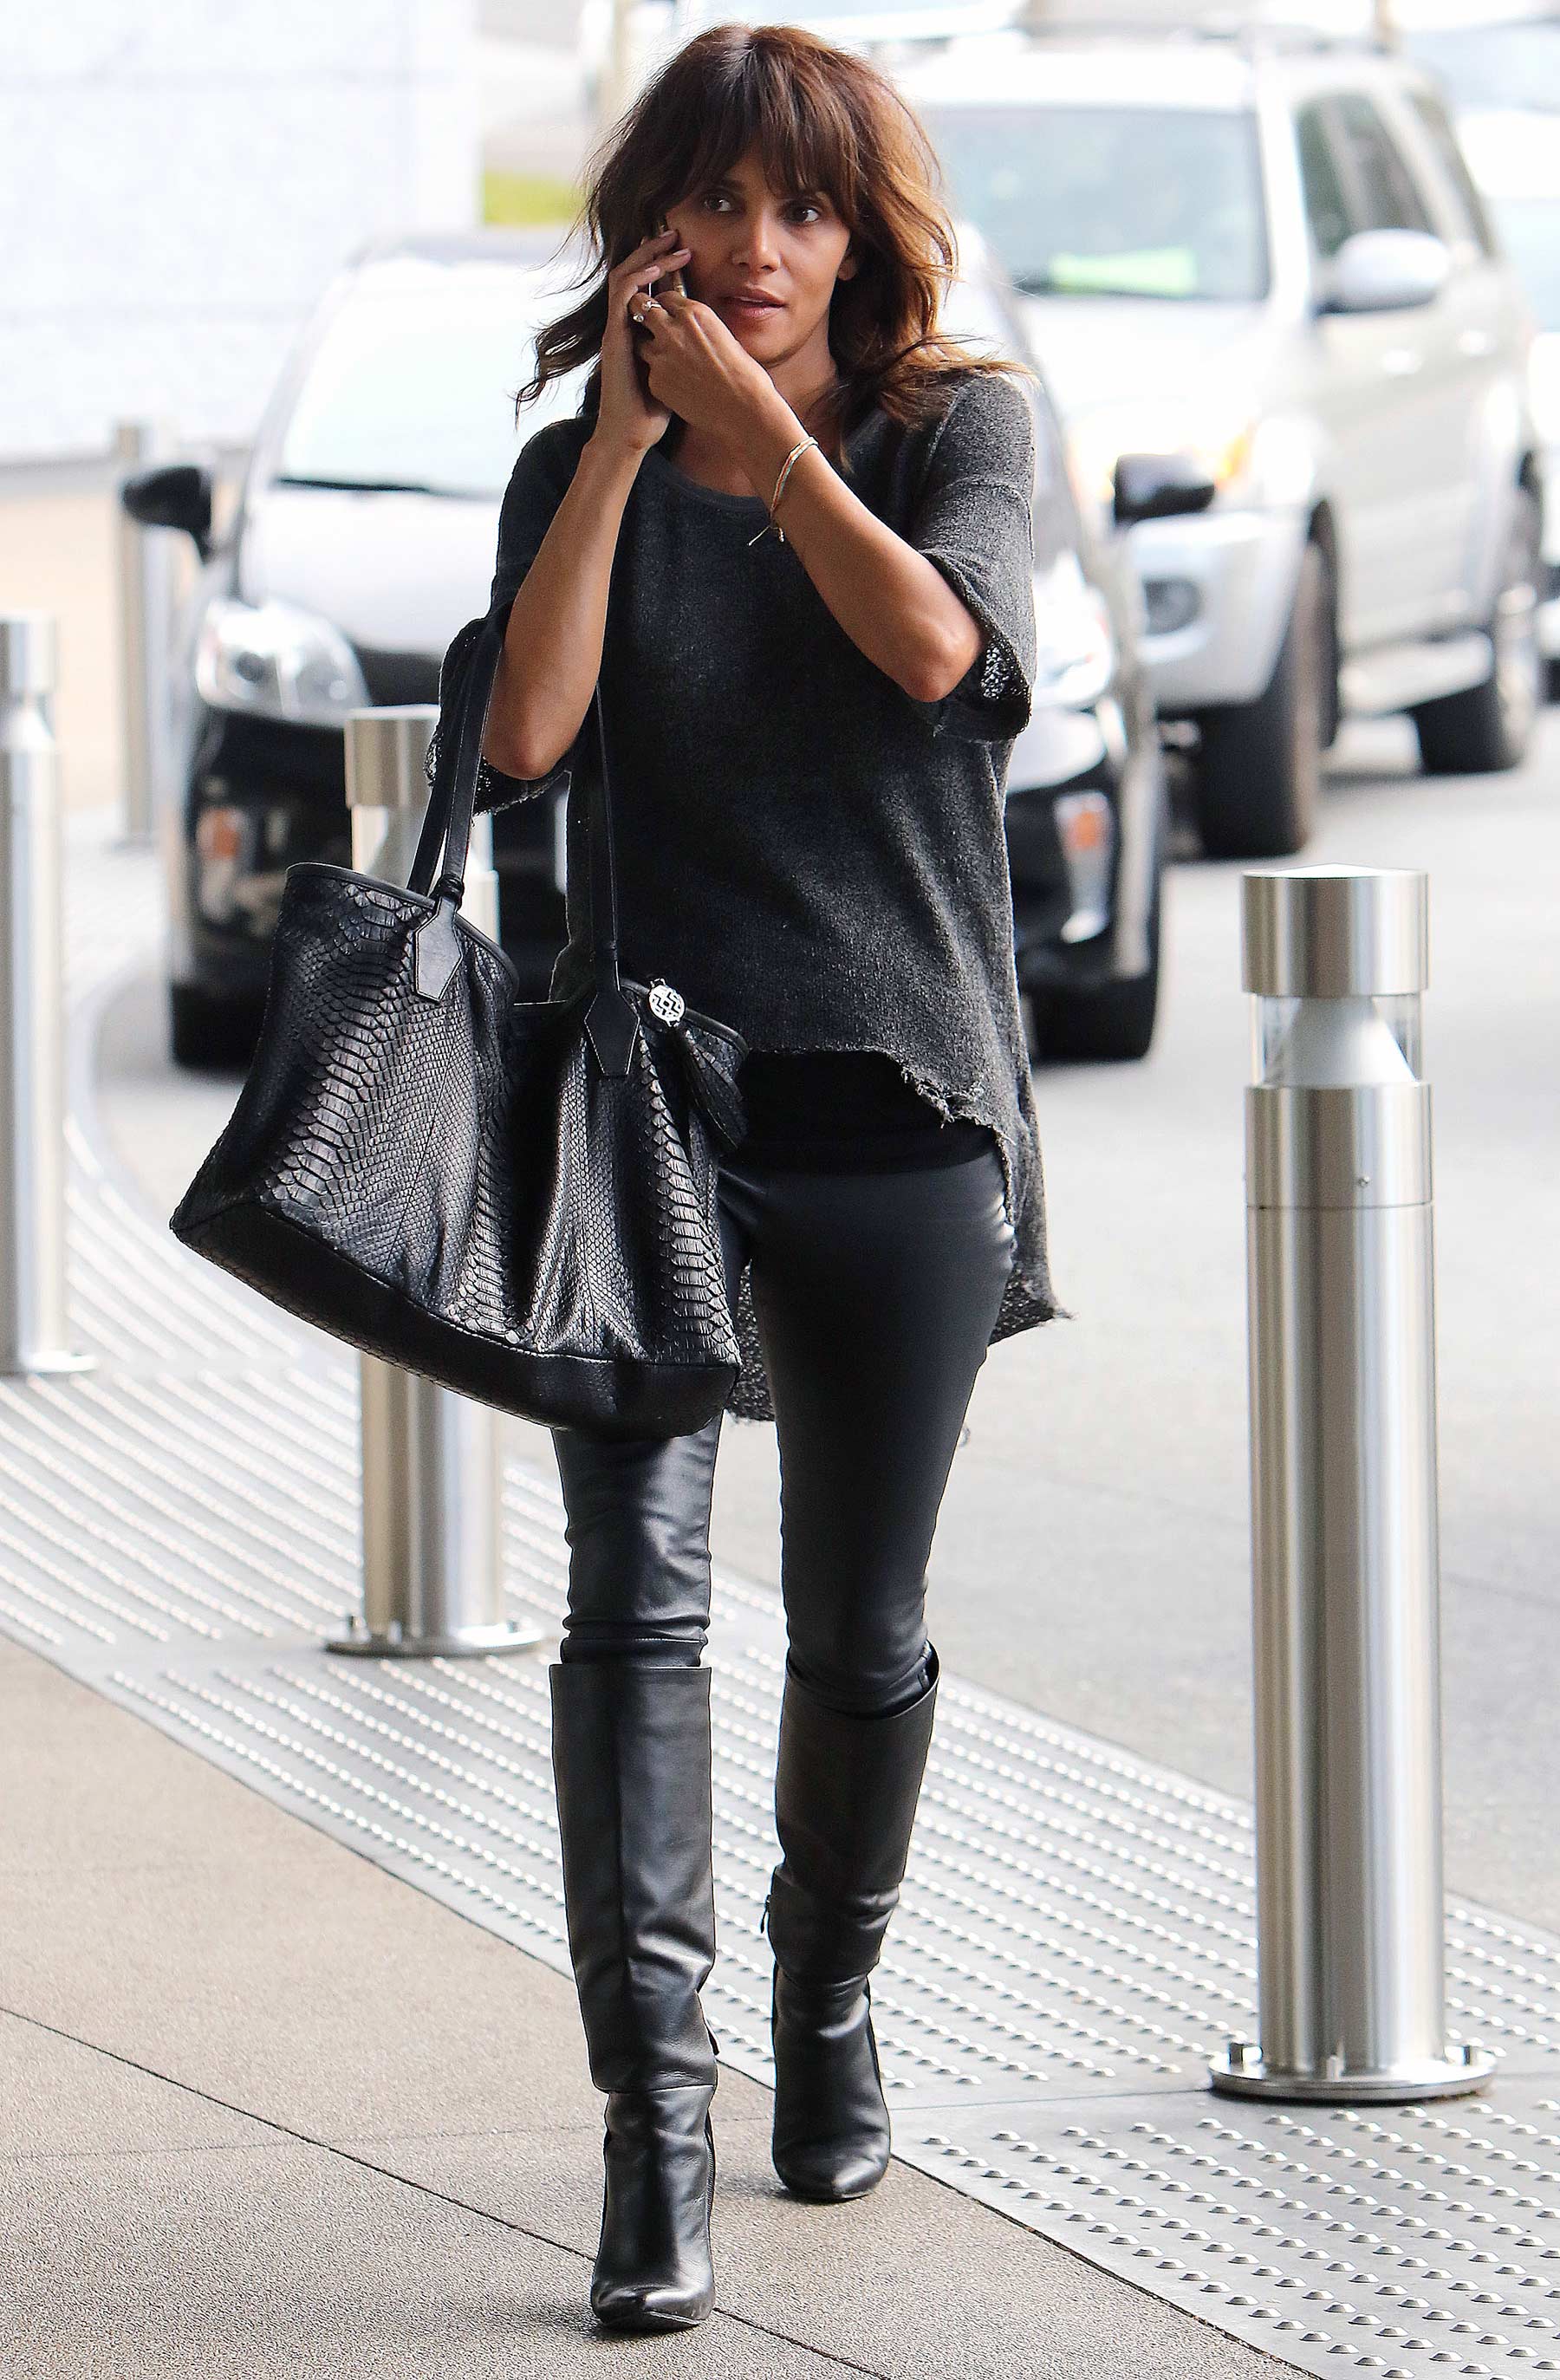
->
[168, 602, 751, 1440]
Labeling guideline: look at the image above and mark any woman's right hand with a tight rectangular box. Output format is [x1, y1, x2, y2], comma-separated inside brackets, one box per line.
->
[593, 229, 692, 458]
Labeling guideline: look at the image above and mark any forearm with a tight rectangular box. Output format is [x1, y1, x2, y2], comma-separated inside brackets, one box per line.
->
[481, 437, 642, 779]
[731, 393, 983, 704]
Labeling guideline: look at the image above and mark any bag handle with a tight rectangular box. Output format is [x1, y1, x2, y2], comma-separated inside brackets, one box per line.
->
[406, 600, 636, 1069]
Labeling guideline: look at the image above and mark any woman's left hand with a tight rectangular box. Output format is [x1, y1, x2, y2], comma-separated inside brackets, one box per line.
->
[631, 293, 777, 441]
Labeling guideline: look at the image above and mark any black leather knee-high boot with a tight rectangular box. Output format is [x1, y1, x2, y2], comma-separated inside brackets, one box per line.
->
[549, 1659, 720, 2330]
[760, 1643, 940, 2201]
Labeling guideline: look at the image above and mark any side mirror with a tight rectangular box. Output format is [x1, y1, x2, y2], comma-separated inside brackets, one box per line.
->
[1320, 228, 1451, 315]
[1113, 452, 1218, 528]
[120, 463, 213, 558]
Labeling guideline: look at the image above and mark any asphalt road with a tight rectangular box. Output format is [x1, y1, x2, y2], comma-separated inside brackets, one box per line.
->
[97, 706, 1560, 1938]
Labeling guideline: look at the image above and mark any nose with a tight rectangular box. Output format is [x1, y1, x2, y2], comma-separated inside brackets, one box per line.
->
[731, 208, 783, 273]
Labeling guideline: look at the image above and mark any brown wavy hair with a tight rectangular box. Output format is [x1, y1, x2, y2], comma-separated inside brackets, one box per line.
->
[514, 21, 1024, 443]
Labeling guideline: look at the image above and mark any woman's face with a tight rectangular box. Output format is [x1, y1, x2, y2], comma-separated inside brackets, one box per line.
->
[665, 144, 856, 372]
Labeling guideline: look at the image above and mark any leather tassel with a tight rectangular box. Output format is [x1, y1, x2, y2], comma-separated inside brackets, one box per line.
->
[669, 1024, 748, 1153]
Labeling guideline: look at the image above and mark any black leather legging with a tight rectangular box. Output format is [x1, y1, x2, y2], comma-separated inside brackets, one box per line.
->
[549, 1135, 1015, 1720]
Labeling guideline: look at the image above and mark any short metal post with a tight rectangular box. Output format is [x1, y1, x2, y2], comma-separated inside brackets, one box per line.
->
[1, 617, 94, 1380]
[328, 706, 537, 1660]
[1210, 866, 1491, 2103]
[114, 419, 175, 847]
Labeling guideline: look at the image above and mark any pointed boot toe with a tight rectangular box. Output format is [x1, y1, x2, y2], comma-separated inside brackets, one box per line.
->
[770, 1971, 893, 2201]
[588, 2086, 718, 2331]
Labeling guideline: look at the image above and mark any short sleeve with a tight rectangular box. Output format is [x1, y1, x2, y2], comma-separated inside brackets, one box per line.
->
[906, 370, 1037, 745]
[425, 418, 588, 818]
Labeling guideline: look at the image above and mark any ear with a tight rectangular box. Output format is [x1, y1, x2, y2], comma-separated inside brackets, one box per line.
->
[836, 246, 860, 285]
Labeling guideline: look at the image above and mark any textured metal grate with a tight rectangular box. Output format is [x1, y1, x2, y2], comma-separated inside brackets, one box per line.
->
[6, 809, 1560, 2378]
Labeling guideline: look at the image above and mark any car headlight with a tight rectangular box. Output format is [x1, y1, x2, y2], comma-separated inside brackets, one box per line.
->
[1031, 553, 1116, 710]
[1067, 402, 1258, 516]
[195, 597, 369, 726]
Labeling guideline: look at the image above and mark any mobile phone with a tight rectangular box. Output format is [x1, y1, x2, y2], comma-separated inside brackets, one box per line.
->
[650, 217, 687, 300]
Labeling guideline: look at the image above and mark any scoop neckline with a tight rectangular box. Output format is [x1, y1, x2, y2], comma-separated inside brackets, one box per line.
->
[639, 407, 883, 513]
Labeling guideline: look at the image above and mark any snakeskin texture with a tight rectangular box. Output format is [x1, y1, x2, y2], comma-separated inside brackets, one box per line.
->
[169, 862, 751, 1442]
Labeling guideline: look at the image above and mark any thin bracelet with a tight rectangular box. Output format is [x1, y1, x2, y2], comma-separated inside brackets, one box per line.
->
[748, 434, 819, 548]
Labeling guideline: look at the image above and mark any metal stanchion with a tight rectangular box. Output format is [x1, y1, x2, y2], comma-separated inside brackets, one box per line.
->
[1, 616, 94, 1380]
[114, 419, 174, 847]
[328, 705, 539, 1660]
[1210, 866, 1491, 2104]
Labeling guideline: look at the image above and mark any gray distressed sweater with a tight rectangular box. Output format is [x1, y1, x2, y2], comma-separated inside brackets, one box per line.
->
[430, 367, 1066, 1423]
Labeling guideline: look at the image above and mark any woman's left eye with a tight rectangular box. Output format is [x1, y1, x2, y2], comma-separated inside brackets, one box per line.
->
[788, 203, 822, 225]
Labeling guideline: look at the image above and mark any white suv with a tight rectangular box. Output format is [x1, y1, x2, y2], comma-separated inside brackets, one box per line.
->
[898, 25, 1544, 857]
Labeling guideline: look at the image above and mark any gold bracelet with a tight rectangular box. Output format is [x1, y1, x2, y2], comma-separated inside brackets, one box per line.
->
[748, 434, 819, 549]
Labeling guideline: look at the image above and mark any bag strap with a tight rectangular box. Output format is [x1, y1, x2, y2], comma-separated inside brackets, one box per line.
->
[406, 601, 635, 1065]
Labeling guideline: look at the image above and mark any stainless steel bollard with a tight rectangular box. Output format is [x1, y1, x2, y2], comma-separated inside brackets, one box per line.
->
[114, 420, 175, 847]
[1, 617, 94, 1379]
[1209, 867, 1491, 2103]
[328, 706, 538, 1660]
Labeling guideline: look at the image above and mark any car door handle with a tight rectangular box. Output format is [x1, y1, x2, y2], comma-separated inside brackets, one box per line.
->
[1458, 328, 1494, 357]
[1381, 348, 1421, 377]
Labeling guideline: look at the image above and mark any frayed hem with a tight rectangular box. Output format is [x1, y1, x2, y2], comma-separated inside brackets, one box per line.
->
[716, 1038, 1066, 1421]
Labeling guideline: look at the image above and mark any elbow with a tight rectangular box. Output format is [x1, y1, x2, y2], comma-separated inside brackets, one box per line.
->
[898, 646, 971, 706]
[480, 721, 565, 782]
[480, 650, 575, 779]
[900, 658, 961, 706]
[896, 617, 982, 706]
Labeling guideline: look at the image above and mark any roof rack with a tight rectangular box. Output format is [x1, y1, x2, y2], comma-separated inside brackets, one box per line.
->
[728, 3, 1394, 65]
[984, 10, 1392, 56]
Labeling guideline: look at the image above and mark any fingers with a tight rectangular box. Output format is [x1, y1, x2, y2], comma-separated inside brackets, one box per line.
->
[629, 285, 702, 339]
[610, 230, 690, 293]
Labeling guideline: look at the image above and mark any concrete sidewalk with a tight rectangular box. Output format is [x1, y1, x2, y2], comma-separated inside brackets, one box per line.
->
[2, 1633, 1288, 2380]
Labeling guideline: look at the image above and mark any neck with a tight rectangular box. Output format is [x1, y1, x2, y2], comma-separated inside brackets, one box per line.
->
[770, 334, 844, 443]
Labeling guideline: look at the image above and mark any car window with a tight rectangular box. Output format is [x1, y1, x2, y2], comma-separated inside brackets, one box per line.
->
[939, 270, 1075, 568]
[1296, 105, 1355, 258]
[1405, 87, 1498, 255]
[1329, 93, 1435, 235]
[272, 265, 582, 502]
[924, 104, 1270, 302]
[1484, 193, 1560, 329]
[1406, 20, 1560, 114]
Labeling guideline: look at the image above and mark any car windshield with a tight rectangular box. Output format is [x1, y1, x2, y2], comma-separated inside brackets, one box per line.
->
[924, 104, 1269, 302]
[1407, 22, 1560, 114]
[1486, 194, 1560, 329]
[274, 265, 581, 500]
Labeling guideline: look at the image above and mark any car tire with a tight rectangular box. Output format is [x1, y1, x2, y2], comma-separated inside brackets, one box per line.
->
[1192, 541, 1329, 861]
[1030, 855, 1163, 1065]
[169, 982, 262, 1072]
[1411, 489, 1543, 777]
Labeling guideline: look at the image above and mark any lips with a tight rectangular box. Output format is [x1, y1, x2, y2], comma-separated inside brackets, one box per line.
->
[722, 290, 783, 315]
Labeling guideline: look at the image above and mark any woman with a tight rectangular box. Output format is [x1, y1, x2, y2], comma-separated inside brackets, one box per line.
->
[437, 18, 1064, 2335]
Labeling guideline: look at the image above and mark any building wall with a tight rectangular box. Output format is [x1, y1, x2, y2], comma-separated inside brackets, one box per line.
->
[1, 0, 478, 462]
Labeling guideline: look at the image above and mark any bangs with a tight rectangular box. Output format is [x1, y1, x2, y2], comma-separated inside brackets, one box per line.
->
[522, 23, 1024, 433]
[646, 35, 864, 230]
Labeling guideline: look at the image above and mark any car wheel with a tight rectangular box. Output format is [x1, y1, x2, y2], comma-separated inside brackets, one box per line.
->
[1030, 854, 1163, 1064]
[1412, 488, 1543, 776]
[1193, 541, 1329, 861]
[169, 982, 262, 1071]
